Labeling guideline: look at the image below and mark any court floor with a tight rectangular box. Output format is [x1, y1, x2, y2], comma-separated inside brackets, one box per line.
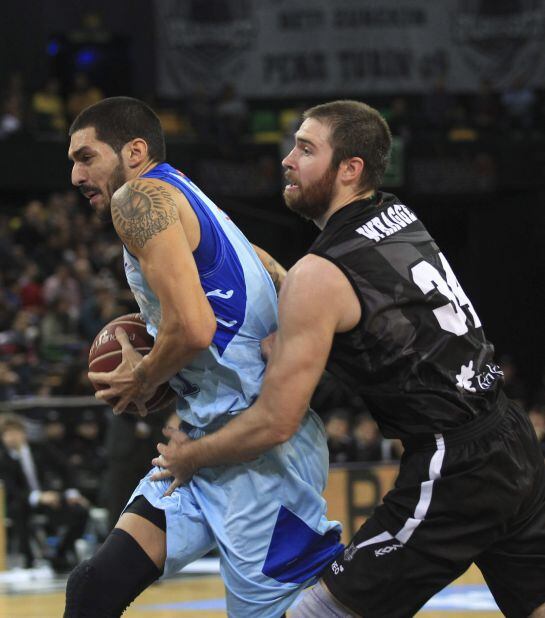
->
[0, 563, 502, 617]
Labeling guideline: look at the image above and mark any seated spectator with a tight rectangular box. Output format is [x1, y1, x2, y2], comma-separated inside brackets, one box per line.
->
[471, 78, 500, 133]
[43, 263, 81, 318]
[0, 93, 24, 139]
[66, 73, 103, 122]
[79, 279, 123, 342]
[31, 77, 66, 134]
[215, 82, 248, 147]
[39, 297, 81, 361]
[324, 408, 358, 464]
[500, 77, 536, 131]
[422, 77, 457, 133]
[67, 409, 106, 504]
[353, 413, 382, 462]
[0, 361, 19, 401]
[0, 412, 89, 571]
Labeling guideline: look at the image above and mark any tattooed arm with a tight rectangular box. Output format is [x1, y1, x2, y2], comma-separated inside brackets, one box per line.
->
[252, 244, 287, 294]
[90, 178, 216, 414]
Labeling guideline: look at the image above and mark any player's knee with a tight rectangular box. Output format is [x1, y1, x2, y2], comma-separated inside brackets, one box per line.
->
[63, 528, 163, 618]
[290, 581, 357, 618]
[64, 559, 106, 617]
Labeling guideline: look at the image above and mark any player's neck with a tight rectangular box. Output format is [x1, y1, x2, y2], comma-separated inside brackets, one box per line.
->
[127, 159, 159, 181]
[314, 187, 375, 230]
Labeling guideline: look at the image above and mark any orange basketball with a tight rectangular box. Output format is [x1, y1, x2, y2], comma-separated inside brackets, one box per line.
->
[88, 313, 176, 414]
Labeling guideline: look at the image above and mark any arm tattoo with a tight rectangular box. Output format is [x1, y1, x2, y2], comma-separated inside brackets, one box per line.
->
[112, 180, 178, 250]
[267, 257, 287, 294]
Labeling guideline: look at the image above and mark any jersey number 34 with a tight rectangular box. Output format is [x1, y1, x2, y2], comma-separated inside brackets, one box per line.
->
[411, 253, 481, 336]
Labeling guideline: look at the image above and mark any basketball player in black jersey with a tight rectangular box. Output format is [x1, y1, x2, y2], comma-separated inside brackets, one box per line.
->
[153, 101, 545, 617]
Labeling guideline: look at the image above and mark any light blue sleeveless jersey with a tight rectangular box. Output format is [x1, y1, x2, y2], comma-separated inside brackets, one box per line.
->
[123, 163, 278, 427]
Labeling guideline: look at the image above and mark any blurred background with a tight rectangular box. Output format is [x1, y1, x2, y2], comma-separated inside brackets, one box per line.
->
[0, 0, 545, 585]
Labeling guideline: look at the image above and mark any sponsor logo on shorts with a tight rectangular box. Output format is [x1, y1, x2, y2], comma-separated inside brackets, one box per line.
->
[330, 560, 344, 575]
[343, 543, 358, 562]
[374, 542, 403, 557]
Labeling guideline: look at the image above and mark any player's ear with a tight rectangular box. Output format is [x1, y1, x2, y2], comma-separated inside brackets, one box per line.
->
[340, 157, 365, 185]
[125, 138, 148, 169]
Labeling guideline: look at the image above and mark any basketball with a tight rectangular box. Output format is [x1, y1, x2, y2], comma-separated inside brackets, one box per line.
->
[88, 313, 176, 414]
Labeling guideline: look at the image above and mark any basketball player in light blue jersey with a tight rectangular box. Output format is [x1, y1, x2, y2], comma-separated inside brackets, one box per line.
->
[64, 97, 342, 618]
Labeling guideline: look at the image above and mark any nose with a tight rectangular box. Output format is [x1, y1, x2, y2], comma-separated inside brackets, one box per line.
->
[282, 148, 296, 170]
[71, 162, 86, 187]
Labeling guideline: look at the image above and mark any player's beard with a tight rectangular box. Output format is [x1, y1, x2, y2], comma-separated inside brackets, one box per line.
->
[283, 165, 337, 221]
[97, 158, 128, 222]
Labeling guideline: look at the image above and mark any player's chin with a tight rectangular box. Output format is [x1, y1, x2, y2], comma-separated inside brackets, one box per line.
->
[95, 203, 112, 222]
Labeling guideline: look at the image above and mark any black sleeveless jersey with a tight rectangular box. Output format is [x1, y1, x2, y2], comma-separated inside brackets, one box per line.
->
[309, 192, 506, 440]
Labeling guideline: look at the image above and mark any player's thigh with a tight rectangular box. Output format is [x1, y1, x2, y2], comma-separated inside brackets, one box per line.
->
[116, 512, 166, 569]
[476, 498, 545, 618]
[322, 515, 471, 618]
[124, 470, 216, 576]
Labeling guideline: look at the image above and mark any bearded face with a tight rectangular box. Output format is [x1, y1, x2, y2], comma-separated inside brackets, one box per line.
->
[69, 127, 129, 222]
[283, 164, 338, 221]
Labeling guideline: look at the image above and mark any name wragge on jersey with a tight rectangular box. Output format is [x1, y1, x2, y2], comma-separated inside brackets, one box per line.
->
[355, 204, 417, 242]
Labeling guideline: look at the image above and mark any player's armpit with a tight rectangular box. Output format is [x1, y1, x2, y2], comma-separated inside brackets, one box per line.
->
[111, 178, 179, 253]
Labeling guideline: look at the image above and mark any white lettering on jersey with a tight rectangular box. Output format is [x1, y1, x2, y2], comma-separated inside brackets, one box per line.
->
[356, 222, 384, 242]
[206, 289, 234, 299]
[355, 204, 416, 243]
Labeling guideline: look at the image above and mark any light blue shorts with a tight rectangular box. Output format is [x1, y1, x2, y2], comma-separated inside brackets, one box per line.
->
[126, 410, 343, 618]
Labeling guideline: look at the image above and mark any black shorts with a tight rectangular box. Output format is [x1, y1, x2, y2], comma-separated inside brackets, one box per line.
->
[322, 402, 545, 618]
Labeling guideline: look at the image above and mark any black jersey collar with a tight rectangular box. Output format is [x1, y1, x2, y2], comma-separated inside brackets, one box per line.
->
[324, 192, 382, 229]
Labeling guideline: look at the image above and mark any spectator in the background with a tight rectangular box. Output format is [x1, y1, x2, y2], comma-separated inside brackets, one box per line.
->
[43, 263, 81, 318]
[0, 412, 89, 571]
[471, 78, 500, 134]
[324, 408, 358, 464]
[500, 77, 536, 132]
[422, 77, 457, 132]
[79, 279, 122, 342]
[0, 361, 19, 401]
[18, 262, 44, 311]
[100, 411, 171, 530]
[31, 77, 66, 134]
[353, 413, 382, 462]
[186, 85, 215, 142]
[67, 409, 106, 504]
[66, 73, 103, 122]
[13, 199, 49, 256]
[385, 97, 411, 140]
[215, 82, 248, 147]
[529, 405, 545, 457]
[39, 297, 81, 361]
[43, 409, 71, 452]
[0, 92, 24, 139]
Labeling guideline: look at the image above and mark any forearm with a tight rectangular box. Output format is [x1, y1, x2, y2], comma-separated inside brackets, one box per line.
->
[134, 323, 207, 389]
[186, 401, 296, 469]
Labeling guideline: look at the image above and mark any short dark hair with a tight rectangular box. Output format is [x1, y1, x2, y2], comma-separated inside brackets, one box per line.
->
[303, 100, 392, 191]
[69, 96, 166, 163]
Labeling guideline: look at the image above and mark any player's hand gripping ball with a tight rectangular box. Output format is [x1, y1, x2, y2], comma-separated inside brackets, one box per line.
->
[88, 313, 176, 414]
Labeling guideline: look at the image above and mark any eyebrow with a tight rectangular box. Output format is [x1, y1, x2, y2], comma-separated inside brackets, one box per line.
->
[68, 146, 93, 161]
[295, 136, 316, 148]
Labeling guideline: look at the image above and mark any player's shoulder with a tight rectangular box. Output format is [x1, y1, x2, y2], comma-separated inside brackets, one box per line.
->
[283, 253, 351, 299]
[112, 176, 182, 206]
[289, 253, 346, 283]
